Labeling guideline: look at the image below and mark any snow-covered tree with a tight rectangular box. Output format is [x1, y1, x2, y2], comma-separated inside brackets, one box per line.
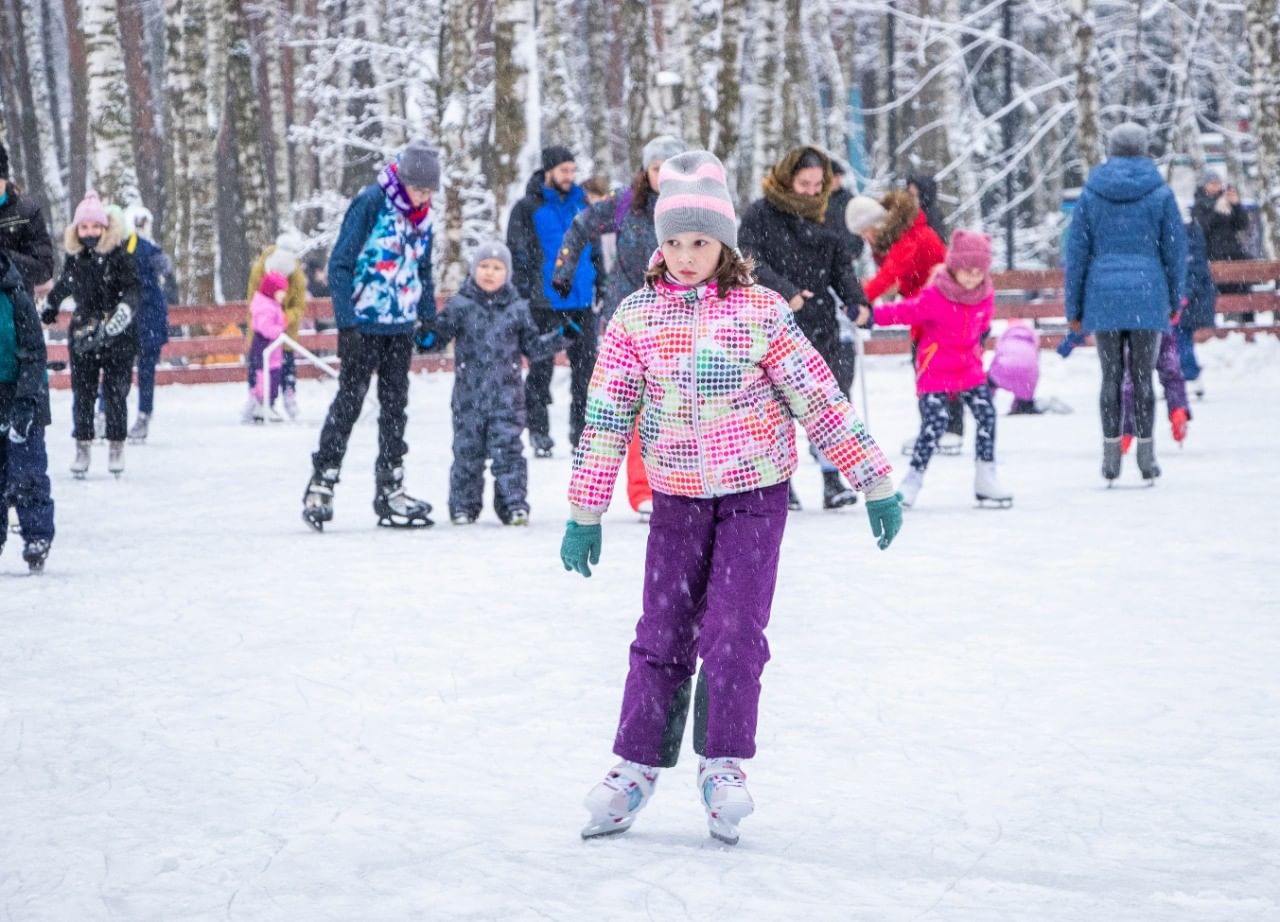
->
[83, 0, 140, 205]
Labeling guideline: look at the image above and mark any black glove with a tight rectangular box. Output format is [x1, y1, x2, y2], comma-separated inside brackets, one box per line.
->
[71, 318, 107, 356]
[41, 303, 60, 325]
[559, 318, 584, 341]
[8, 400, 36, 444]
[550, 275, 573, 299]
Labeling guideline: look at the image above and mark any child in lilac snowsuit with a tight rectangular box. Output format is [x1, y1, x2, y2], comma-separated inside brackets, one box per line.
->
[560, 151, 901, 846]
[987, 322, 1041, 414]
[246, 271, 288, 417]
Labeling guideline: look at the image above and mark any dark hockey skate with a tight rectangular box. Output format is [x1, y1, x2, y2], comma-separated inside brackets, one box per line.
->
[23, 538, 51, 574]
[531, 433, 554, 459]
[1102, 437, 1122, 485]
[302, 467, 339, 532]
[787, 482, 802, 511]
[373, 466, 434, 528]
[1135, 438, 1161, 483]
[822, 471, 858, 509]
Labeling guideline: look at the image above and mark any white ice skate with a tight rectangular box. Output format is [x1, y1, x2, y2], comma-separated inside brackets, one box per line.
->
[127, 412, 150, 444]
[637, 499, 653, 523]
[581, 760, 659, 840]
[71, 440, 91, 479]
[283, 389, 300, 420]
[899, 468, 924, 508]
[699, 757, 753, 845]
[241, 393, 260, 424]
[938, 431, 963, 456]
[107, 441, 125, 478]
[974, 460, 1012, 508]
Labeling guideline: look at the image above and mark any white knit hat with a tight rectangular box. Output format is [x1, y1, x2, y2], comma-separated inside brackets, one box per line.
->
[845, 195, 888, 234]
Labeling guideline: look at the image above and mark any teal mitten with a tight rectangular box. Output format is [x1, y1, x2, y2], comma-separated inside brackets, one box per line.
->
[561, 521, 603, 577]
[865, 492, 904, 551]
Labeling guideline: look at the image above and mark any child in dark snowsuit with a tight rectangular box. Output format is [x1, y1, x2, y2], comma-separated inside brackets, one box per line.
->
[0, 250, 55, 572]
[425, 242, 569, 525]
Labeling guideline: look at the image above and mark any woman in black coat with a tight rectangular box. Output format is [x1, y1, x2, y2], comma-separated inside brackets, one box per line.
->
[44, 192, 140, 476]
[738, 146, 868, 510]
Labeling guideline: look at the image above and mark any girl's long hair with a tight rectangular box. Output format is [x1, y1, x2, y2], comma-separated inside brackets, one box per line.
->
[644, 244, 756, 296]
[630, 167, 655, 212]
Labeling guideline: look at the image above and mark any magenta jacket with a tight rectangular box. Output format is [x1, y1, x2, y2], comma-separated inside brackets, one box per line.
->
[873, 284, 994, 396]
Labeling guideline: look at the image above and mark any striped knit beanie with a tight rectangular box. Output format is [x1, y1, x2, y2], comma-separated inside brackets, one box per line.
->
[654, 151, 737, 249]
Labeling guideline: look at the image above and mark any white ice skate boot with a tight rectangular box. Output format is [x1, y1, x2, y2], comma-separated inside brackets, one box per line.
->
[241, 393, 262, 424]
[899, 468, 924, 508]
[974, 460, 1012, 508]
[937, 431, 963, 456]
[636, 499, 653, 523]
[108, 440, 125, 478]
[71, 440, 91, 479]
[283, 389, 300, 420]
[699, 757, 753, 845]
[581, 760, 659, 839]
[127, 412, 150, 444]
[94, 410, 106, 440]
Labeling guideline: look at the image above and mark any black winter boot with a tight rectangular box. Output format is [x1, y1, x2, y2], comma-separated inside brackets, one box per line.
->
[822, 471, 858, 509]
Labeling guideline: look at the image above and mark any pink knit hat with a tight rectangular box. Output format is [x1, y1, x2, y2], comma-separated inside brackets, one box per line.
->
[259, 271, 289, 300]
[945, 229, 993, 272]
[73, 190, 109, 227]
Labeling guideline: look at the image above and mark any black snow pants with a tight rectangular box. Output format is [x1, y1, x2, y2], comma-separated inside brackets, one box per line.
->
[312, 329, 413, 476]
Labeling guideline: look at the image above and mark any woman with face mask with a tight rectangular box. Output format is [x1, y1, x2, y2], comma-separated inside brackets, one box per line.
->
[42, 191, 141, 479]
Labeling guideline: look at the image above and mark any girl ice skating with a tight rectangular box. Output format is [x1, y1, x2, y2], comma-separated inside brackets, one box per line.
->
[860, 230, 1011, 509]
[561, 150, 902, 845]
[246, 271, 289, 422]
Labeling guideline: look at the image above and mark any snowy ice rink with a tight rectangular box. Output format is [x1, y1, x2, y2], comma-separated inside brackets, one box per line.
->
[4, 336, 1279, 921]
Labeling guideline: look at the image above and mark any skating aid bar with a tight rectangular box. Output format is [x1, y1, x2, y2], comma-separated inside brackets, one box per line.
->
[260, 333, 340, 418]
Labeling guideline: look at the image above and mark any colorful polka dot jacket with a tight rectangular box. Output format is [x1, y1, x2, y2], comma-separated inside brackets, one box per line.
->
[568, 278, 893, 513]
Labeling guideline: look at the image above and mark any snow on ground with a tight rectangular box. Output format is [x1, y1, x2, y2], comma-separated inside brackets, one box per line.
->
[3, 336, 1279, 921]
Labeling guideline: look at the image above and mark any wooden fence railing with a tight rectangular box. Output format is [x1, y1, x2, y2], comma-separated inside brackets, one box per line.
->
[43, 261, 1280, 386]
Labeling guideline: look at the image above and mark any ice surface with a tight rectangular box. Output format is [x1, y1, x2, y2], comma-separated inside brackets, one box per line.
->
[3, 337, 1278, 920]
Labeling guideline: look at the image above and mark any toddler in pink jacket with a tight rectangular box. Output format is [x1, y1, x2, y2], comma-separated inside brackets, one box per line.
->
[861, 230, 1012, 508]
[246, 271, 288, 421]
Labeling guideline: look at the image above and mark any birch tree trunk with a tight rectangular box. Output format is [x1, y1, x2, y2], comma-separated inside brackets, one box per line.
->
[750, 0, 783, 190]
[1244, 0, 1280, 256]
[116, 0, 162, 210]
[494, 0, 533, 220]
[540, 0, 590, 170]
[0, 0, 49, 206]
[583, 0, 614, 176]
[780, 0, 816, 147]
[808, 0, 847, 160]
[713, 0, 741, 172]
[83, 0, 140, 205]
[623, 0, 654, 166]
[1068, 0, 1103, 172]
[25, 0, 69, 221]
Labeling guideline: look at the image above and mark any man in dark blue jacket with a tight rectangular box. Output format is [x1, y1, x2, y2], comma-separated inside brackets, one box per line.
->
[302, 140, 439, 531]
[0, 142, 55, 297]
[506, 146, 597, 457]
[0, 250, 54, 572]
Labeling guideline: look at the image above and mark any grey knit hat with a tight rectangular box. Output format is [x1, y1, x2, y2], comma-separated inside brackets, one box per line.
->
[469, 240, 513, 280]
[1107, 122, 1150, 158]
[641, 135, 687, 168]
[654, 150, 737, 249]
[845, 195, 888, 234]
[398, 139, 441, 189]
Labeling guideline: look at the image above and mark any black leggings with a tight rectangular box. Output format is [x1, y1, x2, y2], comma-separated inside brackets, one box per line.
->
[1096, 330, 1161, 439]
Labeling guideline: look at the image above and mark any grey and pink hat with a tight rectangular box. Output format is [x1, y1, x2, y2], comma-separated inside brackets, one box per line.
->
[654, 151, 737, 249]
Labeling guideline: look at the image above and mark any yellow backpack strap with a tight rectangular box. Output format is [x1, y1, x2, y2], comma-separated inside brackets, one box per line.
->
[127, 232, 139, 255]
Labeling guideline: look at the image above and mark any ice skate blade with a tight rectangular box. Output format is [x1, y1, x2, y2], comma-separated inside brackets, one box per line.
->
[975, 497, 1013, 509]
[580, 817, 635, 840]
[376, 515, 434, 528]
[707, 814, 745, 846]
[302, 510, 329, 532]
[127, 437, 145, 445]
[72, 472, 87, 480]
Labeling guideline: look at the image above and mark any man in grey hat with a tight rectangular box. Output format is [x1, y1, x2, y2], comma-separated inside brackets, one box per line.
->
[302, 140, 440, 531]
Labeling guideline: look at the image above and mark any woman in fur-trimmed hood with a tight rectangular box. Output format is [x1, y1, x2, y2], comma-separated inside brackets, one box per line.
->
[43, 191, 141, 461]
[859, 189, 947, 303]
[738, 145, 869, 510]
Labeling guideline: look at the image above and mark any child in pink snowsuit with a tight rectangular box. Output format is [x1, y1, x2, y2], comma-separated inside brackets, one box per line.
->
[987, 321, 1041, 414]
[247, 271, 288, 413]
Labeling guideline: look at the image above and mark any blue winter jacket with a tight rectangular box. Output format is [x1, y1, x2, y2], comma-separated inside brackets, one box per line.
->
[1064, 157, 1187, 333]
[507, 171, 596, 311]
[127, 233, 173, 350]
[1180, 220, 1217, 331]
[328, 184, 435, 335]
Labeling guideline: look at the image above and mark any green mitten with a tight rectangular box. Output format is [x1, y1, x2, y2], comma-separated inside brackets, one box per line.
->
[561, 521, 603, 577]
[865, 492, 904, 550]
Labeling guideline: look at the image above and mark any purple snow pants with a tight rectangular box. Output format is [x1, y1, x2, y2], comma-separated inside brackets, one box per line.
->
[1122, 331, 1189, 437]
[613, 482, 789, 765]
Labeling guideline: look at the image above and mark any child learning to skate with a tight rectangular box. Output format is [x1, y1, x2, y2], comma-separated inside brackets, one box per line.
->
[560, 151, 902, 845]
[419, 241, 571, 525]
[858, 230, 1012, 509]
[245, 271, 289, 422]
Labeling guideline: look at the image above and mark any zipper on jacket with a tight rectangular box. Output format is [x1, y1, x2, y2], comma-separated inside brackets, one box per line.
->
[687, 289, 711, 494]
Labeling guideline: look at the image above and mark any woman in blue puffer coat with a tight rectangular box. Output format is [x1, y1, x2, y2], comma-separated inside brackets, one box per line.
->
[1064, 122, 1186, 484]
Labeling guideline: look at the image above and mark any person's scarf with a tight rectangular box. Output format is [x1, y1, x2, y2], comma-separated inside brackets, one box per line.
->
[760, 147, 833, 224]
[377, 162, 432, 233]
[930, 264, 993, 306]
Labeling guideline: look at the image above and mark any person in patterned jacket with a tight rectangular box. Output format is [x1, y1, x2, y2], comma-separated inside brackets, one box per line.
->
[301, 140, 439, 531]
[563, 151, 904, 847]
